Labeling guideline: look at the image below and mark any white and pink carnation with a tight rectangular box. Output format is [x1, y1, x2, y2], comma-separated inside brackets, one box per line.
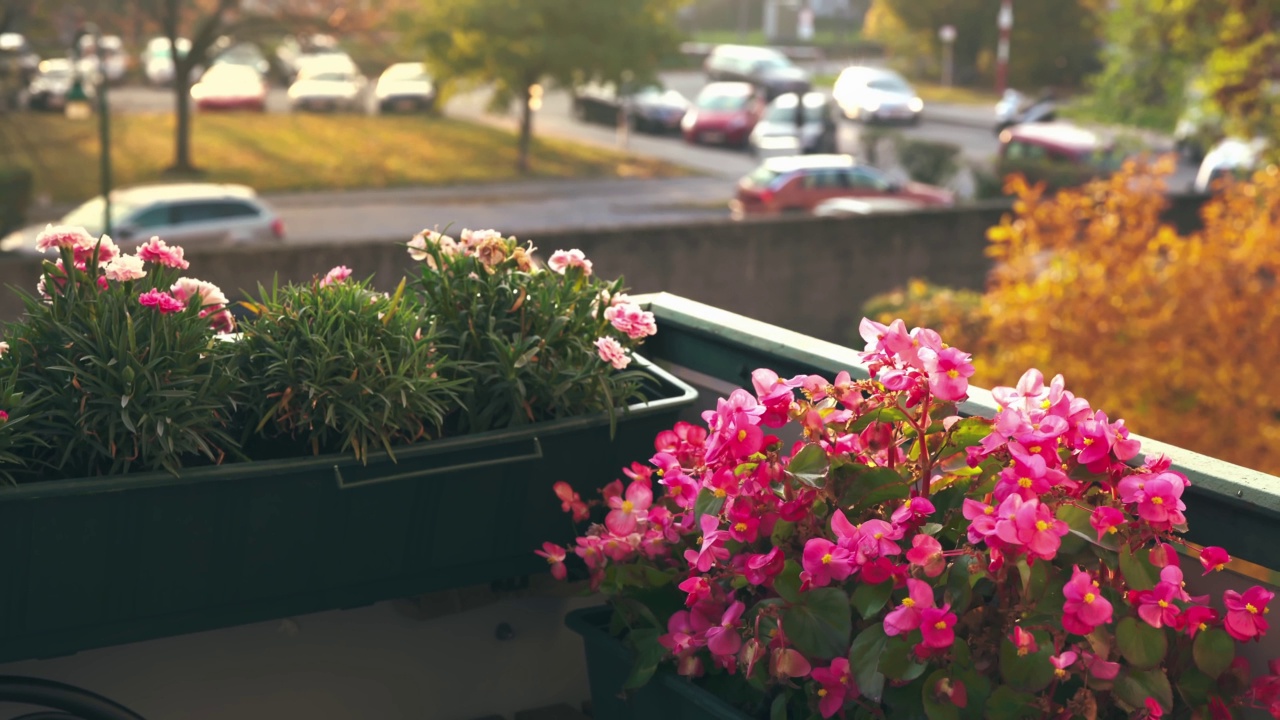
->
[407, 230, 457, 262]
[604, 301, 658, 340]
[320, 265, 352, 287]
[594, 336, 630, 369]
[35, 225, 94, 253]
[102, 254, 147, 282]
[459, 228, 503, 251]
[171, 277, 228, 308]
[136, 237, 190, 270]
[548, 248, 593, 276]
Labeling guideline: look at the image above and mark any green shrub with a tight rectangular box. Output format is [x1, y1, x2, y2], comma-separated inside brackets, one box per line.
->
[0, 166, 33, 236]
[898, 139, 960, 186]
[232, 269, 463, 462]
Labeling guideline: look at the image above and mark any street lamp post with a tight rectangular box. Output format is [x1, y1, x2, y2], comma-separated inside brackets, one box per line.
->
[938, 25, 957, 88]
[74, 24, 113, 236]
[995, 0, 1013, 95]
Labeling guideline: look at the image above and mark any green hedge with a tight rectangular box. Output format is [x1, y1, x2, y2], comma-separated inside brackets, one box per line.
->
[860, 130, 960, 186]
[0, 167, 33, 236]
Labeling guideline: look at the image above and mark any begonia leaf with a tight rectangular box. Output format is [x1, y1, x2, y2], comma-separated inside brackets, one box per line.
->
[879, 636, 927, 682]
[775, 560, 802, 604]
[1119, 544, 1158, 591]
[921, 669, 962, 720]
[782, 587, 851, 660]
[849, 405, 912, 433]
[849, 623, 889, 702]
[999, 632, 1055, 692]
[985, 685, 1039, 720]
[840, 467, 912, 511]
[851, 579, 894, 619]
[786, 443, 829, 487]
[693, 487, 724, 523]
[623, 627, 665, 690]
[1116, 616, 1167, 670]
[1113, 668, 1173, 713]
[1192, 628, 1234, 679]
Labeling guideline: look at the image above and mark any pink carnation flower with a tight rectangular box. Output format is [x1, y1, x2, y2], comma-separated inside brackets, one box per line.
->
[548, 248, 593, 275]
[594, 336, 630, 369]
[171, 277, 228, 308]
[138, 289, 185, 314]
[136, 237, 190, 269]
[35, 225, 93, 253]
[102, 255, 146, 282]
[320, 265, 352, 287]
[604, 302, 658, 340]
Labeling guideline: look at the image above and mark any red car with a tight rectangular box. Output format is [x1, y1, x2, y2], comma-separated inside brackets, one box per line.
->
[191, 64, 267, 111]
[681, 81, 765, 148]
[730, 154, 955, 218]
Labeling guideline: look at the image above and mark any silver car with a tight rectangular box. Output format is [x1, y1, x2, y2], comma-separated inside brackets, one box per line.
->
[288, 55, 366, 112]
[749, 92, 838, 157]
[0, 183, 284, 254]
[832, 66, 924, 124]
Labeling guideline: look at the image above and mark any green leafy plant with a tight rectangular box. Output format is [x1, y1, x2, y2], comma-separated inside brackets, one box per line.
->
[1, 229, 242, 480]
[231, 266, 462, 462]
[405, 229, 655, 434]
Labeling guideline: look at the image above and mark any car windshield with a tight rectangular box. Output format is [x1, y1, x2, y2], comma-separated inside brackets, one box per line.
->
[697, 92, 749, 110]
[867, 76, 911, 93]
[309, 72, 352, 82]
[746, 166, 780, 187]
[384, 64, 427, 81]
[61, 198, 143, 237]
[764, 101, 824, 123]
[753, 57, 791, 72]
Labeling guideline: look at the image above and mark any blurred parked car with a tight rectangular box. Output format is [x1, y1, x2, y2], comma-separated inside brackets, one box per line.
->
[703, 44, 811, 100]
[375, 62, 436, 113]
[572, 81, 690, 133]
[1194, 137, 1268, 193]
[0, 184, 284, 254]
[210, 40, 270, 78]
[748, 91, 838, 156]
[729, 154, 954, 219]
[681, 81, 765, 147]
[993, 88, 1057, 135]
[142, 36, 194, 86]
[191, 64, 267, 112]
[288, 56, 366, 112]
[996, 122, 1126, 190]
[276, 34, 342, 83]
[76, 34, 127, 85]
[832, 66, 923, 124]
[26, 59, 94, 112]
[0, 32, 40, 83]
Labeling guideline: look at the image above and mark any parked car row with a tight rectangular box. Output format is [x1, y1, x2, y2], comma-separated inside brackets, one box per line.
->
[731, 154, 954, 219]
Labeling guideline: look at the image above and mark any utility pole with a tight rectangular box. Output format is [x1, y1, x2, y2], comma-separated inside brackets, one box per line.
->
[995, 0, 1013, 94]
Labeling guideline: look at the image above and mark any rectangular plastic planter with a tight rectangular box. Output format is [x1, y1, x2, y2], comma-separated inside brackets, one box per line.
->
[566, 606, 753, 720]
[0, 361, 695, 665]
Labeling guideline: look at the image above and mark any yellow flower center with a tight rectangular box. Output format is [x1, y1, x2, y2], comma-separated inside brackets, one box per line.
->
[1054, 668, 1068, 678]
[546, 556, 557, 565]
[1246, 603, 1259, 615]
[1107, 526, 1118, 534]
[1041, 399, 1051, 409]
[670, 485, 682, 495]
[1214, 563, 1225, 571]
[984, 506, 994, 515]
[841, 674, 850, 685]
[902, 598, 916, 608]
[696, 536, 703, 545]
[874, 532, 883, 539]
[1199, 623, 1209, 631]
[735, 522, 748, 533]
[714, 488, 727, 498]
[903, 499, 913, 510]
[1151, 497, 1164, 505]
[621, 500, 634, 513]
[1083, 438, 1094, 446]
[1035, 520, 1049, 531]
[1018, 477, 1033, 489]
[817, 688, 828, 698]
[737, 429, 747, 442]
[1158, 600, 1169, 608]
[1029, 445, 1042, 453]
[822, 553, 833, 565]
[946, 369, 959, 379]
[934, 620, 947, 630]
[1084, 593, 1096, 604]
[1137, 482, 1145, 490]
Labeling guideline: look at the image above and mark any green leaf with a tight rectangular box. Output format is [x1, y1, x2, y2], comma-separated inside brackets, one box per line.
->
[921, 669, 961, 720]
[1115, 616, 1168, 670]
[946, 416, 991, 450]
[849, 405, 912, 433]
[623, 628, 665, 690]
[770, 694, 787, 720]
[1176, 668, 1213, 707]
[1113, 668, 1173, 712]
[782, 588, 852, 660]
[775, 560, 803, 604]
[786, 443, 829, 487]
[1192, 628, 1235, 679]
[840, 466, 912, 511]
[771, 519, 795, 546]
[999, 633, 1055, 692]
[878, 636, 927, 682]
[851, 580, 894, 619]
[849, 624, 889, 703]
[985, 685, 1039, 720]
[945, 556, 975, 613]
[693, 487, 725, 523]
[1119, 544, 1159, 591]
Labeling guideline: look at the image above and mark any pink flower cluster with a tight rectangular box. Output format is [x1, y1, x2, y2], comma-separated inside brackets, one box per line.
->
[320, 265, 352, 287]
[544, 315, 1279, 720]
[548, 248, 592, 275]
[604, 301, 657, 340]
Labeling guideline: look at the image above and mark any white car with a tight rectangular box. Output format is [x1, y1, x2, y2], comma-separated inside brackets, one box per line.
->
[288, 56, 366, 112]
[832, 66, 923, 124]
[142, 36, 193, 86]
[75, 34, 127, 84]
[375, 62, 436, 113]
[0, 184, 285, 254]
[748, 92, 838, 157]
[1194, 137, 1268, 193]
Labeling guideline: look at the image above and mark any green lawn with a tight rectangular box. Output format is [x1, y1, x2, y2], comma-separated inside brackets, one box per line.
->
[0, 113, 686, 204]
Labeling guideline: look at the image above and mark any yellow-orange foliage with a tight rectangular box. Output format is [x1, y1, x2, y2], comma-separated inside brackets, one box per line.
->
[979, 157, 1280, 472]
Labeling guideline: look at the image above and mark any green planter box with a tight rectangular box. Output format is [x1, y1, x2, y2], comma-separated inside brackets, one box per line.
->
[0, 363, 696, 664]
[566, 606, 752, 720]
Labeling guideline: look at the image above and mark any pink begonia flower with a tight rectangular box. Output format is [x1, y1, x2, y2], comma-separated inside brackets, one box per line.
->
[1223, 586, 1273, 641]
[552, 481, 589, 522]
[683, 513, 729, 572]
[994, 495, 1068, 560]
[1145, 697, 1164, 719]
[547, 248, 593, 275]
[919, 605, 957, 648]
[884, 578, 935, 636]
[320, 265, 352, 287]
[724, 412, 764, 459]
[994, 449, 1055, 502]
[534, 542, 567, 580]
[35, 225, 93, 252]
[1158, 565, 1194, 602]
[772, 647, 811, 679]
[604, 301, 658, 340]
[1049, 650, 1078, 678]
[890, 496, 935, 525]
[1010, 626, 1038, 656]
[704, 601, 745, 657]
[726, 501, 760, 543]
[102, 255, 146, 282]
[802, 538, 854, 588]
[1149, 543, 1179, 570]
[1199, 546, 1231, 575]
[1134, 582, 1182, 629]
[752, 368, 804, 427]
[1075, 410, 1118, 466]
[906, 533, 946, 577]
[918, 345, 974, 401]
[809, 658, 857, 719]
[1178, 605, 1219, 638]
[594, 336, 630, 369]
[1062, 565, 1113, 634]
[854, 519, 903, 559]
[171, 277, 228, 308]
[138, 289, 185, 314]
[677, 575, 711, 607]
[962, 498, 998, 544]
[136, 236, 190, 269]
[858, 317, 912, 357]
[743, 547, 784, 586]
[1089, 506, 1125, 542]
[658, 610, 701, 655]
[1121, 473, 1186, 525]
[658, 468, 699, 509]
[605, 480, 652, 535]
[1080, 650, 1120, 680]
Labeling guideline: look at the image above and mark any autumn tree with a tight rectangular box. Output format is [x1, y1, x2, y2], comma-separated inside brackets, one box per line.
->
[411, 0, 684, 173]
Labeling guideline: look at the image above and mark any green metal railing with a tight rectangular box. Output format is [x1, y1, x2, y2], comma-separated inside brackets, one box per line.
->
[638, 293, 1280, 582]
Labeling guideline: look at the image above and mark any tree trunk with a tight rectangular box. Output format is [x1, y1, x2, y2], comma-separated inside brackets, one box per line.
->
[517, 83, 533, 175]
[172, 68, 194, 172]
